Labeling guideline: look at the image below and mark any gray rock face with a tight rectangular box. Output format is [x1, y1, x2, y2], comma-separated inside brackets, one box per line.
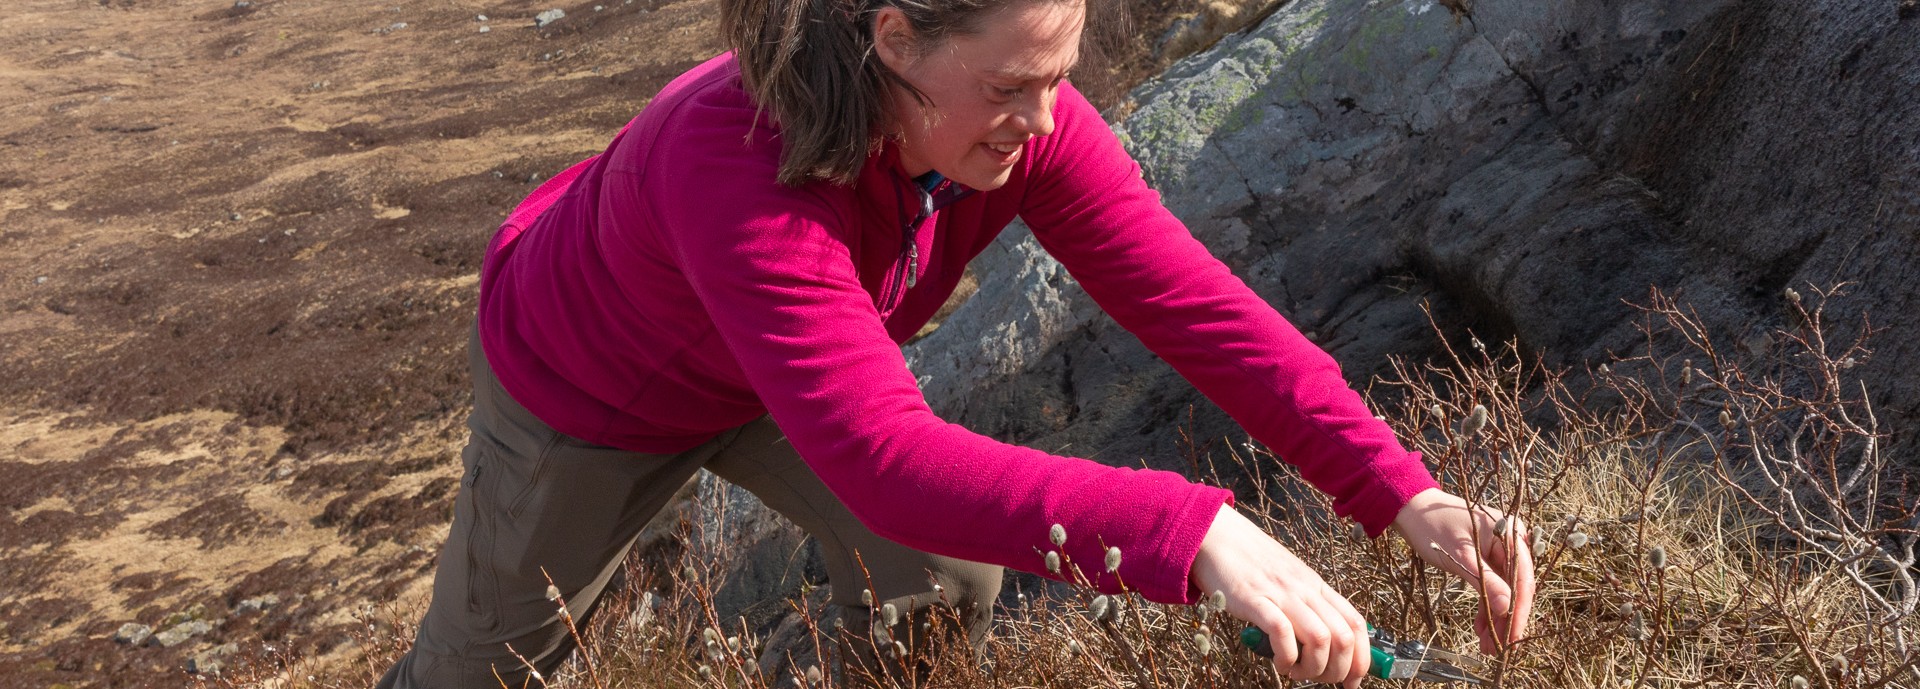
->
[534, 9, 566, 28]
[691, 472, 823, 629]
[907, 0, 1920, 465]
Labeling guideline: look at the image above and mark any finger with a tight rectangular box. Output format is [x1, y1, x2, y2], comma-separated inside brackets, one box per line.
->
[1508, 526, 1538, 642]
[1488, 528, 1537, 644]
[1283, 596, 1334, 681]
[1469, 546, 1516, 650]
[1246, 596, 1299, 676]
[1320, 586, 1370, 684]
[1301, 592, 1360, 685]
[1474, 605, 1496, 655]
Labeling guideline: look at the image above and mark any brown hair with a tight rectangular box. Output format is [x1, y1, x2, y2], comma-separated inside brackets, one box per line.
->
[721, 0, 1068, 186]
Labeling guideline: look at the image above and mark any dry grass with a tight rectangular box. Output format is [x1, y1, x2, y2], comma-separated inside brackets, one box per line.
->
[210, 286, 1918, 688]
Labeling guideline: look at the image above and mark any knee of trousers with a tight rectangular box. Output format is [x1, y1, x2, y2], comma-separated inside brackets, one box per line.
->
[849, 560, 1002, 641]
[842, 560, 1001, 612]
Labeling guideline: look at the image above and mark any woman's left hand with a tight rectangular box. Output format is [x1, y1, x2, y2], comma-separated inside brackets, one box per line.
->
[1391, 488, 1536, 654]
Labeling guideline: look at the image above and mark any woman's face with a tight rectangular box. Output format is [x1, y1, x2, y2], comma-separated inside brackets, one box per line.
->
[874, 0, 1085, 191]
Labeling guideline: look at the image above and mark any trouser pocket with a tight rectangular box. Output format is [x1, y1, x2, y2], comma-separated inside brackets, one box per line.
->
[460, 446, 502, 632]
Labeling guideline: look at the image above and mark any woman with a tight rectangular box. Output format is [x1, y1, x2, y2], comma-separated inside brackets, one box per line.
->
[378, 0, 1535, 686]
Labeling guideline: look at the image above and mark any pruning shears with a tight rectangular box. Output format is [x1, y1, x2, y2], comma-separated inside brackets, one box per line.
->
[1239, 624, 1488, 684]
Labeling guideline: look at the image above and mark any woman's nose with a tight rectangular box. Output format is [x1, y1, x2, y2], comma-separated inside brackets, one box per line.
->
[1012, 89, 1058, 137]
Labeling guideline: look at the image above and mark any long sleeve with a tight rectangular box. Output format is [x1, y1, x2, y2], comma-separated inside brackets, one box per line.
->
[1019, 82, 1439, 537]
[637, 121, 1232, 604]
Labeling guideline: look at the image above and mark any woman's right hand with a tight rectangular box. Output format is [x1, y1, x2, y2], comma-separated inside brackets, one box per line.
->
[1190, 504, 1370, 689]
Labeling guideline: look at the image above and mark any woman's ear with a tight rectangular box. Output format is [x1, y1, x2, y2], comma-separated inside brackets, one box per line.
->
[871, 6, 916, 74]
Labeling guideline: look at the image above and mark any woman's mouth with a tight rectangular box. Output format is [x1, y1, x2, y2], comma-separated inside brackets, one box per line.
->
[980, 141, 1023, 164]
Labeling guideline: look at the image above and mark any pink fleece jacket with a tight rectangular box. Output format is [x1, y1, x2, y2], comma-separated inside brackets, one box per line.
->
[478, 53, 1439, 604]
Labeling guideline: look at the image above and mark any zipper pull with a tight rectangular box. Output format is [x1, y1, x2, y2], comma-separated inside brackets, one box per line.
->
[906, 243, 919, 289]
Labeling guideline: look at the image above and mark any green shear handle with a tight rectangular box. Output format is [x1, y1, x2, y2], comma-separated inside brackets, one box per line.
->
[1237, 624, 1396, 680]
[1237, 624, 1487, 684]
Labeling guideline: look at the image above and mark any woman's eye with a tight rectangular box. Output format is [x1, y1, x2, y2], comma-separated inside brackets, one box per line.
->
[993, 85, 1022, 98]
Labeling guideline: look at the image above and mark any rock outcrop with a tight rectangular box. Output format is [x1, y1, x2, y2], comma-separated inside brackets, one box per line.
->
[907, 0, 1920, 466]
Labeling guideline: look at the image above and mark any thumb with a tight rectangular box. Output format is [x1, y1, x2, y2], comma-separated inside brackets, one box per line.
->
[1477, 565, 1514, 623]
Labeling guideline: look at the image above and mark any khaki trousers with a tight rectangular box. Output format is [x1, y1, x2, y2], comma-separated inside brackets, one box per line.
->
[377, 331, 1003, 688]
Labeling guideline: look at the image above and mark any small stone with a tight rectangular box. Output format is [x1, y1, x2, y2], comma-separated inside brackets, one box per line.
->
[188, 643, 238, 675]
[534, 9, 566, 27]
[476, 14, 488, 21]
[478, 25, 490, 33]
[594, 4, 605, 9]
[233, 594, 279, 615]
[34, 276, 48, 285]
[112, 623, 152, 645]
[159, 603, 208, 629]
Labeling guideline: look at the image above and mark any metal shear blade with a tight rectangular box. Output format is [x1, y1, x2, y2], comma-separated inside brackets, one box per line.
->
[1383, 632, 1488, 685]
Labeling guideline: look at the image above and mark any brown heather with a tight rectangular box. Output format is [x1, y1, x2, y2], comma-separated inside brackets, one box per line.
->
[214, 288, 1918, 687]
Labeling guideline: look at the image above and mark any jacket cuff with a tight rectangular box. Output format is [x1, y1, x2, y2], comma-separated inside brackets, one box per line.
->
[1147, 484, 1233, 605]
[1343, 451, 1441, 537]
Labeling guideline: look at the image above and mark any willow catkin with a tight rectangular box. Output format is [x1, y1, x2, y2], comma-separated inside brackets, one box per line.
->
[1462, 404, 1489, 438]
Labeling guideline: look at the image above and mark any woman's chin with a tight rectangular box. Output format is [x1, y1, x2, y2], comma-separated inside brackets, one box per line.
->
[949, 163, 1016, 192]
